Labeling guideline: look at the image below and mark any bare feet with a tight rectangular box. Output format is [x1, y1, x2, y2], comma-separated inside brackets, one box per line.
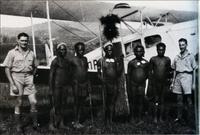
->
[59, 121, 69, 130]
[49, 124, 57, 131]
[72, 121, 84, 129]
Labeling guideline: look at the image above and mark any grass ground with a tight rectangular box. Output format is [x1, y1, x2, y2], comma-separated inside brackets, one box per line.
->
[0, 83, 197, 135]
[0, 108, 196, 135]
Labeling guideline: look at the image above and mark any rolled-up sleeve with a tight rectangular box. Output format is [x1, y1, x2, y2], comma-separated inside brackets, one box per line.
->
[2, 51, 14, 68]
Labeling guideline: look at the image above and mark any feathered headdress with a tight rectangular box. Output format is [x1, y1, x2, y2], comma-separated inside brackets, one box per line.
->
[100, 14, 121, 42]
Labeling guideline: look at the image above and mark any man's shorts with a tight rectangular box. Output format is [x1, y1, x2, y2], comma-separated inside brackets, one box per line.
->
[11, 72, 37, 96]
[172, 73, 192, 95]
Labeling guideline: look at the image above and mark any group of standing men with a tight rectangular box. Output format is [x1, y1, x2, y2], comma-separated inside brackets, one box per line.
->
[3, 32, 91, 131]
[3, 32, 197, 132]
[129, 38, 197, 125]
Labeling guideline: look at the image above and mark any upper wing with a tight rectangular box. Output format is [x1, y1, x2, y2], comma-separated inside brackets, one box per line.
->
[0, 1, 197, 23]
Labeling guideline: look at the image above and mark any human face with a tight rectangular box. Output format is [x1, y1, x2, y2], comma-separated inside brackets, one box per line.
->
[58, 45, 67, 57]
[157, 46, 165, 57]
[76, 45, 85, 56]
[105, 45, 113, 58]
[17, 36, 29, 50]
[135, 47, 144, 59]
[179, 41, 187, 54]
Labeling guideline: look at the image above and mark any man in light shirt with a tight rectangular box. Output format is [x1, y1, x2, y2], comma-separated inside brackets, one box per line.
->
[170, 38, 197, 123]
[3, 32, 38, 132]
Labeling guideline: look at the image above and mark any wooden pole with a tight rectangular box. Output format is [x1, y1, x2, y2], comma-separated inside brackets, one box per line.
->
[99, 24, 105, 118]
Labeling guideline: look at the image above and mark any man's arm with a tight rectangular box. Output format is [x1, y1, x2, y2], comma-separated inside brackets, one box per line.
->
[49, 60, 56, 94]
[192, 69, 196, 90]
[170, 57, 176, 90]
[191, 55, 198, 91]
[85, 57, 92, 93]
[3, 51, 18, 93]
[5, 67, 15, 85]
[170, 70, 176, 90]
[116, 56, 124, 76]
[127, 62, 131, 95]
[145, 61, 150, 96]
[49, 60, 57, 109]
[3, 51, 14, 84]
[32, 55, 38, 76]
[84, 57, 89, 70]
[166, 58, 172, 85]
[84, 57, 89, 81]
[148, 58, 153, 77]
[5, 67, 18, 93]
[97, 59, 103, 83]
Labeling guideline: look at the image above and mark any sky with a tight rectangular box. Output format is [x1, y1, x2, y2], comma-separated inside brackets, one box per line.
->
[0, 0, 198, 28]
[107, 1, 198, 11]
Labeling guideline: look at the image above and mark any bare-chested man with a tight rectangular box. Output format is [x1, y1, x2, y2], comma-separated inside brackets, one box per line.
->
[49, 43, 71, 130]
[127, 45, 149, 124]
[97, 44, 122, 127]
[149, 43, 171, 123]
[70, 42, 90, 128]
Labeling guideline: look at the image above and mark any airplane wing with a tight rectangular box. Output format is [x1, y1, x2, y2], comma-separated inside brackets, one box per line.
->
[0, 0, 198, 84]
[0, 1, 197, 23]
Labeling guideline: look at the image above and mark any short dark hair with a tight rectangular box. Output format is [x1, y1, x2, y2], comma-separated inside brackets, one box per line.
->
[156, 42, 166, 49]
[17, 32, 29, 39]
[74, 42, 85, 51]
[134, 45, 144, 53]
[178, 38, 187, 44]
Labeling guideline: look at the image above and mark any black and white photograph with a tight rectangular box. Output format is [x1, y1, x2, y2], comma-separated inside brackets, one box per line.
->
[0, 0, 199, 134]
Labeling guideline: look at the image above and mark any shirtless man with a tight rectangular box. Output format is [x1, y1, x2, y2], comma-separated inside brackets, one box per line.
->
[127, 45, 149, 124]
[149, 43, 171, 123]
[97, 44, 122, 126]
[49, 43, 71, 130]
[70, 42, 90, 128]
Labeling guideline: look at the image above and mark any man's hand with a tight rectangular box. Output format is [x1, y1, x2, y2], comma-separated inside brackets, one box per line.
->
[192, 83, 196, 91]
[11, 84, 19, 94]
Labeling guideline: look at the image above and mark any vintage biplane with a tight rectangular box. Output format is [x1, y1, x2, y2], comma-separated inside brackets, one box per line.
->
[0, 1, 199, 126]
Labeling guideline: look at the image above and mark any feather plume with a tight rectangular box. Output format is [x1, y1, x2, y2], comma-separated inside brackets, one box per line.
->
[100, 14, 121, 42]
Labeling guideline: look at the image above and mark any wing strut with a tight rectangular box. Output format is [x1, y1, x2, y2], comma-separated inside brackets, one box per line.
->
[46, 1, 54, 66]
[52, 1, 97, 37]
[31, 12, 36, 58]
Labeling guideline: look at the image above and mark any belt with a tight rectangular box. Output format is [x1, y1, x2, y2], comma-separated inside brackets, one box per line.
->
[176, 71, 193, 74]
[12, 71, 33, 74]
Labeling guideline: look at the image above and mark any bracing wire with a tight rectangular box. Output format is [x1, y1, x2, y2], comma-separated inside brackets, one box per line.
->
[51, 20, 86, 41]
[51, 1, 97, 37]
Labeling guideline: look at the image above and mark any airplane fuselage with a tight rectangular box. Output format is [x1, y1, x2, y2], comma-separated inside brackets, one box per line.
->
[0, 20, 198, 84]
[85, 20, 198, 73]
